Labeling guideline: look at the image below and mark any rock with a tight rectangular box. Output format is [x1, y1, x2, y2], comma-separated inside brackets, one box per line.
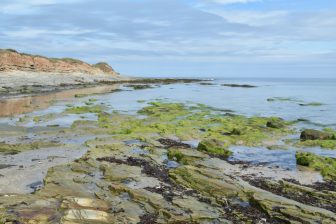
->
[300, 129, 333, 140]
[296, 151, 336, 180]
[61, 197, 111, 211]
[172, 196, 224, 221]
[62, 209, 112, 223]
[222, 84, 256, 88]
[266, 118, 285, 129]
[197, 139, 232, 157]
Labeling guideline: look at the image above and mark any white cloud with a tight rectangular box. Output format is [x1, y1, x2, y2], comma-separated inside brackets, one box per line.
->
[0, 0, 80, 14]
[0, 0, 335, 76]
[206, 10, 288, 26]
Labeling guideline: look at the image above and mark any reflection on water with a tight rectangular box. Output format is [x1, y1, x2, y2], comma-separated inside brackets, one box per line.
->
[0, 85, 120, 117]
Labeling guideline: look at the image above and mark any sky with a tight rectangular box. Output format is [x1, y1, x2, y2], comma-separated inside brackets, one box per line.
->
[1, 0, 336, 78]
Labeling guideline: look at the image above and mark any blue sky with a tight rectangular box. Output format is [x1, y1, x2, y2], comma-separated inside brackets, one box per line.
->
[1, 0, 335, 77]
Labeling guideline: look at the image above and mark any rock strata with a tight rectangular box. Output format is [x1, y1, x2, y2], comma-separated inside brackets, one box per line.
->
[0, 49, 119, 76]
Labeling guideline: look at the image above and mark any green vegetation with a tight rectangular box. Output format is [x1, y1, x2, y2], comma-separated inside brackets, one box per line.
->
[167, 148, 200, 165]
[299, 102, 324, 107]
[267, 97, 299, 102]
[90, 102, 293, 147]
[0, 141, 63, 155]
[66, 105, 103, 114]
[49, 57, 84, 64]
[296, 151, 336, 180]
[296, 140, 336, 149]
[297, 128, 336, 149]
[197, 139, 232, 157]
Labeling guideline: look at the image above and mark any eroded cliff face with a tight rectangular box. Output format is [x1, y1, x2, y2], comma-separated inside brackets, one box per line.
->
[0, 49, 119, 76]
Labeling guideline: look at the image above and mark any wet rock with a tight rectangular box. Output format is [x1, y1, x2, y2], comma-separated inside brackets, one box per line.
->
[124, 84, 152, 90]
[61, 197, 111, 211]
[266, 119, 285, 129]
[197, 139, 232, 158]
[0, 164, 15, 169]
[296, 151, 336, 181]
[172, 196, 224, 221]
[139, 213, 158, 224]
[158, 138, 191, 148]
[26, 181, 43, 192]
[300, 129, 334, 140]
[246, 177, 336, 213]
[222, 84, 256, 88]
[62, 209, 112, 223]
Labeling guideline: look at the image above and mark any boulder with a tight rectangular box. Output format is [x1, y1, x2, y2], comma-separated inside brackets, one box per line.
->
[197, 139, 232, 157]
[266, 118, 285, 129]
[300, 129, 333, 141]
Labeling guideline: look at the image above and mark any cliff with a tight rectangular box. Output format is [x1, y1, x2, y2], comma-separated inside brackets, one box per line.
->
[0, 49, 119, 76]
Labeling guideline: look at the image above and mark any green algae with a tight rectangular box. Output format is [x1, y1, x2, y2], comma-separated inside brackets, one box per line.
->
[299, 102, 324, 107]
[267, 97, 299, 102]
[296, 140, 336, 149]
[0, 141, 64, 155]
[167, 148, 201, 165]
[197, 139, 232, 157]
[66, 105, 104, 114]
[296, 128, 336, 149]
[33, 113, 57, 123]
[84, 102, 294, 148]
[296, 151, 336, 180]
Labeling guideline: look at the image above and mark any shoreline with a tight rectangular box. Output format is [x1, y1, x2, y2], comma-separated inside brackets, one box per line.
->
[0, 71, 203, 99]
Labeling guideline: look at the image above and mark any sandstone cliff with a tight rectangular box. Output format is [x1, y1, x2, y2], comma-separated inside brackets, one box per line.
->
[0, 49, 119, 76]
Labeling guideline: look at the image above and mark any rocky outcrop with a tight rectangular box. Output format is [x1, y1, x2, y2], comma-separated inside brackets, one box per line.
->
[300, 129, 334, 141]
[0, 49, 119, 76]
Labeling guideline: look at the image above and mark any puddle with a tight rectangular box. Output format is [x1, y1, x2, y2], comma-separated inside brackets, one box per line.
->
[27, 181, 43, 192]
[228, 145, 336, 172]
[0, 85, 120, 117]
[228, 146, 296, 170]
[162, 154, 180, 169]
[0, 145, 88, 194]
[131, 148, 149, 155]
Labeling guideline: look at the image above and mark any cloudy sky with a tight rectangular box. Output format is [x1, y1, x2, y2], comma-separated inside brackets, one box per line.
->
[1, 0, 335, 77]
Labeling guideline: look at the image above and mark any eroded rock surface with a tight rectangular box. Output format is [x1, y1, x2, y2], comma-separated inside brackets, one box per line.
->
[0, 49, 118, 76]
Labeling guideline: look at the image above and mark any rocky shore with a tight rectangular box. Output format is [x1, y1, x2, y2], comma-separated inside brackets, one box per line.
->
[0, 52, 335, 223]
[0, 98, 335, 223]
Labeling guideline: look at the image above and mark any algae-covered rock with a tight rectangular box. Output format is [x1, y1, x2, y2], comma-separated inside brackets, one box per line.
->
[266, 118, 285, 129]
[296, 151, 336, 181]
[298, 129, 336, 149]
[300, 129, 333, 141]
[2, 101, 334, 224]
[66, 105, 104, 114]
[197, 139, 232, 158]
[0, 141, 64, 155]
[167, 147, 206, 165]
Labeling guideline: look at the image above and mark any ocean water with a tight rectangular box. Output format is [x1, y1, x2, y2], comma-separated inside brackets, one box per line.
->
[88, 77, 336, 128]
[1, 77, 336, 170]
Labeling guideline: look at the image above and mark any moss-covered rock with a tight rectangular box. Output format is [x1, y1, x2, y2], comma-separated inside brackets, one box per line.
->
[0, 141, 64, 155]
[266, 118, 285, 129]
[300, 129, 334, 141]
[66, 105, 104, 114]
[197, 139, 232, 158]
[296, 151, 336, 180]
